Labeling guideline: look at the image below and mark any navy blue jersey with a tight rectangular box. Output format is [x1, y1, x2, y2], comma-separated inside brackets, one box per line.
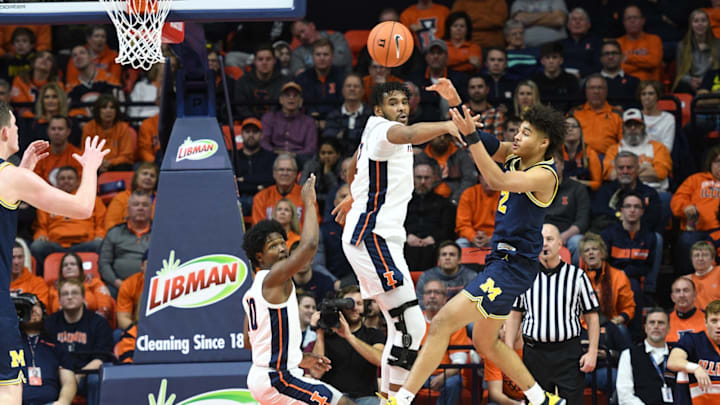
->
[490, 155, 558, 259]
[0, 159, 19, 315]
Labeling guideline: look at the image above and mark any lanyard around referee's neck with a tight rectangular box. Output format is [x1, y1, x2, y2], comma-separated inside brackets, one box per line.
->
[649, 349, 668, 386]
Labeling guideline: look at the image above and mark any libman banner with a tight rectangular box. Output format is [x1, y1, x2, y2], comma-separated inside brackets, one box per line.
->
[135, 117, 251, 364]
[99, 362, 257, 405]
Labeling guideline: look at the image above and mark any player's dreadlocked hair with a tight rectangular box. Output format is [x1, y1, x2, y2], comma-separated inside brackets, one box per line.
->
[243, 219, 287, 270]
[521, 104, 566, 159]
[371, 82, 411, 109]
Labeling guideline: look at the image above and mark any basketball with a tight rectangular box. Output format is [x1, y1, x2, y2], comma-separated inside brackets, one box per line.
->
[368, 21, 414, 68]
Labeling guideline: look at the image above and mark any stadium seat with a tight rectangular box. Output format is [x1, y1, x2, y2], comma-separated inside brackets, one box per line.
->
[658, 93, 692, 127]
[461, 247, 491, 265]
[222, 122, 244, 150]
[344, 30, 370, 67]
[43, 252, 101, 286]
[98, 171, 135, 205]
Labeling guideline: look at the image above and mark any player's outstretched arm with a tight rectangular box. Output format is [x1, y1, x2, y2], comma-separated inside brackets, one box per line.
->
[386, 120, 466, 146]
[450, 106, 553, 194]
[0, 136, 109, 219]
[264, 175, 319, 288]
[18, 140, 49, 171]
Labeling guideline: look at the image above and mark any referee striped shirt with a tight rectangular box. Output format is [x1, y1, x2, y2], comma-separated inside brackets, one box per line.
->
[512, 261, 599, 343]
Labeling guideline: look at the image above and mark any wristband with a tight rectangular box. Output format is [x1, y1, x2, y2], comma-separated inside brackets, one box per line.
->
[474, 130, 500, 155]
[686, 362, 700, 373]
[464, 131, 480, 145]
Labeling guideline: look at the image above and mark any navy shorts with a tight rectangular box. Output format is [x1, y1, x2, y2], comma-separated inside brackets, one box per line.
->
[462, 252, 541, 319]
[0, 315, 25, 385]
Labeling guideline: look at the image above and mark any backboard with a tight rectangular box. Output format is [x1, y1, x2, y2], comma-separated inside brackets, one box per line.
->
[0, 0, 306, 24]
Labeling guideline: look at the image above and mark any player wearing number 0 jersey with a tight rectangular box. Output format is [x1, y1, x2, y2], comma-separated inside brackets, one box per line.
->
[0, 102, 109, 405]
[333, 80, 466, 399]
[388, 103, 569, 405]
[242, 175, 351, 405]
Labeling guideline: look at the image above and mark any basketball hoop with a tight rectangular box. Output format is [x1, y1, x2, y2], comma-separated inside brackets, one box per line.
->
[100, 0, 173, 70]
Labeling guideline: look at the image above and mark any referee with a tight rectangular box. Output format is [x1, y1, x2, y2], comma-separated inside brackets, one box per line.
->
[506, 223, 600, 405]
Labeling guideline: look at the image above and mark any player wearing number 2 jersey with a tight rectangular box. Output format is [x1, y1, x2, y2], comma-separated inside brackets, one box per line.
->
[242, 175, 353, 405]
[388, 103, 569, 405]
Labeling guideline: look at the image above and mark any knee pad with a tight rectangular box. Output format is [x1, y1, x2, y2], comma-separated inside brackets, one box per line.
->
[387, 299, 425, 370]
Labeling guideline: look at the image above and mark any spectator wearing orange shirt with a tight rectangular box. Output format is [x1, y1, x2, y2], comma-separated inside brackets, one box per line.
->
[0, 25, 51, 55]
[443, 12, 482, 74]
[116, 250, 147, 330]
[251, 154, 310, 225]
[688, 241, 720, 311]
[10, 242, 49, 307]
[65, 26, 121, 86]
[400, 0, 450, 51]
[138, 113, 159, 163]
[66, 45, 122, 119]
[81, 94, 135, 172]
[47, 252, 114, 321]
[422, 133, 477, 203]
[33, 116, 82, 187]
[100, 191, 152, 297]
[11, 50, 58, 121]
[272, 198, 301, 249]
[455, 174, 499, 248]
[704, 0, 720, 38]
[617, 5, 663, 82]
[30, 166, 106, 276]
[105, 163, 158, 232]
[418, 279, 472, 405]
[451, 0, 508, 48]
[569, 74, 623, 155]
[667, 276, 706, 344]
[671, 145, 720, 274]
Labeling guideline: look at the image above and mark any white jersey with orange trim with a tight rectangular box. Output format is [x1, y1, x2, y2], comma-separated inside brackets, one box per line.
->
[242, 270, 302, 370]
[342, 115, 413, 246]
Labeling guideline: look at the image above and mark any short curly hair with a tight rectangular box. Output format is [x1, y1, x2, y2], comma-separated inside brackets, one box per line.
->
[243, 220, 287, 269]
[521, 104, 566, 159]
[371, 82, 410, 109]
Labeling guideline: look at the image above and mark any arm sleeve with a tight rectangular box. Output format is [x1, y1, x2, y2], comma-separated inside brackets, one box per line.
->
[602, 145, 619, 180]
[98, 234, 117, 284]
[616, 272, 636, 321]
[93, 199, 107, 239]
[138, 119, 157, 163]
[104, 196, 125, 232]
[455, 188, 477, 241]
[366, 120, 403, 160]
[616, 349, 646, 405]
[670, 175, 696, 217]
[116, 279, 134, 313]
[572, 182, 591, 233]
[587, 149, 604, 191]
[650, 142, 672, 180]
[578, 270, 600, 313]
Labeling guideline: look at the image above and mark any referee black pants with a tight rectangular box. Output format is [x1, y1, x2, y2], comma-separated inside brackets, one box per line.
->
[522, 337, 584, 405]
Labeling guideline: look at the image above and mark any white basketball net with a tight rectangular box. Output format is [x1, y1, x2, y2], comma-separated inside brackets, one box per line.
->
[100, 0, 173, 70]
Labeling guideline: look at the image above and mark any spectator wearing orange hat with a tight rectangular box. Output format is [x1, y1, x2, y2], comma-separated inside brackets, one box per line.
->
[236, 117, 276, 217]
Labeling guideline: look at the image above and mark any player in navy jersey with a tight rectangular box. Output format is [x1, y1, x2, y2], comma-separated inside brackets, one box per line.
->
[389, 101, 567, 405]
[0, 101, 108, 405]
[242, 175, 355, 405]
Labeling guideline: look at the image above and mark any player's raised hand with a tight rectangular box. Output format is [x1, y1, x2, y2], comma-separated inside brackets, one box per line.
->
[73, 136, 110, 171]
[19, 140, 50, 171]
[301, 173, 317, 205]
[426, 78, 461, 106]
[449, 106, 482, 136]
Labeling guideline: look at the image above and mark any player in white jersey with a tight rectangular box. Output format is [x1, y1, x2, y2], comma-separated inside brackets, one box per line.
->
[332, 79, 465, 400]
[242, 175, 354, 405]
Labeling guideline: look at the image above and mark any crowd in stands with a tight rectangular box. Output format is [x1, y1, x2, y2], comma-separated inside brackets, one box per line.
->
[6, 0, 720, 404]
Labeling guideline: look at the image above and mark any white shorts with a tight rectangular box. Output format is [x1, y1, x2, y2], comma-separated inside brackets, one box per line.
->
[343, 236, 412, 299]
[247, 365, 342, 405]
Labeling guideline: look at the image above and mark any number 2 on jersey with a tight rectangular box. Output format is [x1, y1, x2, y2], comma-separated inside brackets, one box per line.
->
[246, 298, 258, 331]
[497, 191, 509, 214]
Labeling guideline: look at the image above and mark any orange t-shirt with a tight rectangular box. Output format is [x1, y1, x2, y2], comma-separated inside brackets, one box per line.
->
[602, 140, 672, 181]
[455, 183, 499, 242]
[81, 120, 135, 167]
[617, 33, 663, 82]
[105, 190, 156, 232]
[47, 276, 115, 317]
[705, 8, 720, 38]
[691, 268, 720, 311]
[251, 184, 314, 226]
[9, 268, 49, 307]
[117, 271, 144, 315]
[570, 102, 623, 154]
[446, 40, 482, 73]
[421, 312, 471, 376]
[484, 348, 524, 401]
[0, 25, 51, 55]
[34, 196, 106, 247]
[667, 308, 706, 344]
[138, 114, 160, 162]
[424, 142, 458, 198]
[671, 172, 720, 231]
[65, 45, 121, 85]
[400, 3, 450, 50]
[33, 144, 83, 185]
[10, 75, 49, 119]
